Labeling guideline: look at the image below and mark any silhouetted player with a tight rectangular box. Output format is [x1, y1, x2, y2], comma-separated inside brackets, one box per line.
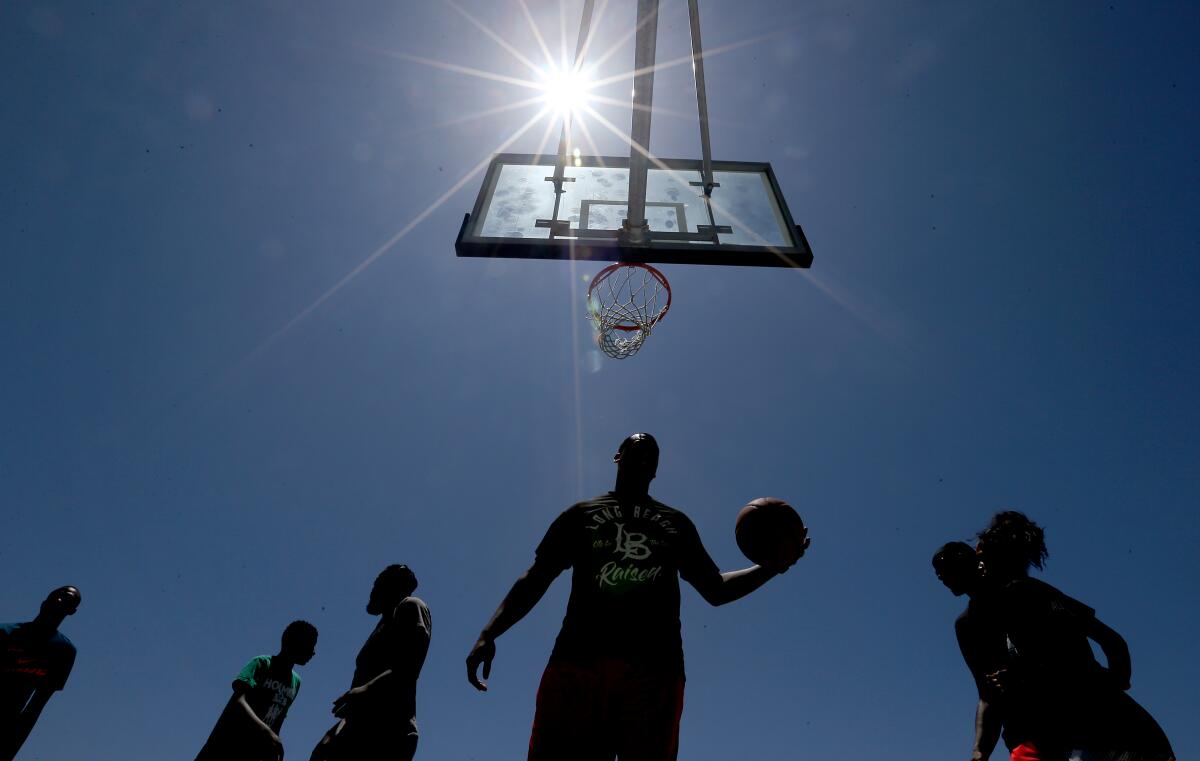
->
[975, 511, 1174, 761]
[0, 586, 81, 761]
[933, 541, 1042, 761]
[311, 564, 431, 761]
[466, 433, 807, 761]
[195, 620, 318, 761]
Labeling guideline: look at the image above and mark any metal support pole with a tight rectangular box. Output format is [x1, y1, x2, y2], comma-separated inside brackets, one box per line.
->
[623, 0, 659, 244]
[540, 0, 596, 238]
[550, 0, 595, 194]
[687, 0, 716, 195]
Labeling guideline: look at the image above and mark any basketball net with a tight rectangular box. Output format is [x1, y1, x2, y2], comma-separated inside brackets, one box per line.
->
[585, 263, 672, 359]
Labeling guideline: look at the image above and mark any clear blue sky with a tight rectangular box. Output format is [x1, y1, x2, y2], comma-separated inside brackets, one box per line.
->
[3, 1, 1198, 759]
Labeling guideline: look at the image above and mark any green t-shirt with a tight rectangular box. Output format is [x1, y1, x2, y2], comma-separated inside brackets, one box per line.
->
[235, 655, 300, 732]
[195, 655, 301, 760]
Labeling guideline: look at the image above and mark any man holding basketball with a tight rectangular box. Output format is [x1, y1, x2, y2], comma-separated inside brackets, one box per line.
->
[465, 432, 808, 761]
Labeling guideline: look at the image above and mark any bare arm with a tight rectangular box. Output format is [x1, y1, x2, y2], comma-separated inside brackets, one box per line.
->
[1086, 616, 1132, 689]
[0, 688, 53, 761]
[466, 557, 563, 691]
[687, 564, 780, 607]
[955, 614, 1006, 761]
[345, 668, 393, 693]
[969, 697, 1002, 761]
[682, 521, 807, 607]
[332, 669, 394, 718]
[231, 692, 283, 758]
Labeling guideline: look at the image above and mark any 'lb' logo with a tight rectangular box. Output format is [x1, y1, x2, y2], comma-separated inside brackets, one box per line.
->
[613, 523, 651, 560]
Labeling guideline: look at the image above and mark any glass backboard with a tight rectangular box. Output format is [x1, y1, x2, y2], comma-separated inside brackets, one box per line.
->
[455, 153, 813, 268]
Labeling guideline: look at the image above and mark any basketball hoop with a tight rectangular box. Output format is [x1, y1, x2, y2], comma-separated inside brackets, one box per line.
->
[455, 0, 814, 359]
[586, 262, 672, 359]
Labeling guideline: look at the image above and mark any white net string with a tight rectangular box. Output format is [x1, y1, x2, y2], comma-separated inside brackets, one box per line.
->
[596, 326, 648, 359]
[585, 264, 670, 359]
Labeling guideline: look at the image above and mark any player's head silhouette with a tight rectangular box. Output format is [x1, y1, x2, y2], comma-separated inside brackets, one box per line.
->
[36, 586, 81, 628]
[976, 510, 1048, 580]
[613, 432, 659, 494]
[280, 620, 318, 665]
[932, 542, 980, 597]
[367, 564, 418, 615]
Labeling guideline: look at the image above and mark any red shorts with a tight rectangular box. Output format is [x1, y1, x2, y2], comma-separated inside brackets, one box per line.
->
[528, 658, 685, 761]
[1010, 743, 1048, 761]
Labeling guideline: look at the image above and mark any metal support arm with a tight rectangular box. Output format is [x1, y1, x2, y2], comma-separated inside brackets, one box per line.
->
[622, 0, 660, 244]
[687, 0, 716, 195]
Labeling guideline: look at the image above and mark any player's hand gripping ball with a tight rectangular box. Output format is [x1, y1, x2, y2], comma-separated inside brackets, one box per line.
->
[735, 497, 810, 572]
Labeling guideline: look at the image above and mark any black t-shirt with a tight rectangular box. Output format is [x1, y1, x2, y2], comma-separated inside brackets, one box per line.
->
[1000, 577, 1101, 688]
[351, 596, 432, 731]
[536, 492, 719, 671]
[1000, 578, 1174, 757]
[0, 624, 76, 717]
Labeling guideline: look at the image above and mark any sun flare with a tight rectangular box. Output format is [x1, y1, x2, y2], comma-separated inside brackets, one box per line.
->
[538, 65, 594, 118]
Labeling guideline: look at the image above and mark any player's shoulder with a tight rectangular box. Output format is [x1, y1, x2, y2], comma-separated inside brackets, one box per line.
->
[238, 654, 272, 675]
[1002, 575, 1092, 615]
[399, 595, 430, 613]
[572, 493, 620, 511]
[233, 655, 272, 690]
[647, 497, 696, 529]
[50, 630, 77, 655]
[648, 495, 687, 516]
[394, 597, 433, 631]
[1022, 577, 1093, 618]
[956, 602, 989, 634]
[553, 493, 620, 522]
[1003, 575, 1059, 603]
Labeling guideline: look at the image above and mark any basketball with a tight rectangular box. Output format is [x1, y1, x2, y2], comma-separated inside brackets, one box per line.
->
[735, 497, 808, 569]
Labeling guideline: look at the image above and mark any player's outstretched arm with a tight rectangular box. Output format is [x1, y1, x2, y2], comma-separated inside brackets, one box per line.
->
[689, 564, 780, 607]
[466, 557, 562, 691]
[682, 518, 808, 607]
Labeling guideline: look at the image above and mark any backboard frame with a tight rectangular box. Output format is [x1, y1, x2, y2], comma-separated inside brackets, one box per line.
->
[455, 153, 814, 268]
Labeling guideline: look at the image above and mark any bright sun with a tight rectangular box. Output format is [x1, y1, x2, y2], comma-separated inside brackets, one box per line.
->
[538, 65, 593, 118]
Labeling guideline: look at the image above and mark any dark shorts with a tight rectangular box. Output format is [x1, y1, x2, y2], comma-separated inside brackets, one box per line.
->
[528, 658, 685, 761]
